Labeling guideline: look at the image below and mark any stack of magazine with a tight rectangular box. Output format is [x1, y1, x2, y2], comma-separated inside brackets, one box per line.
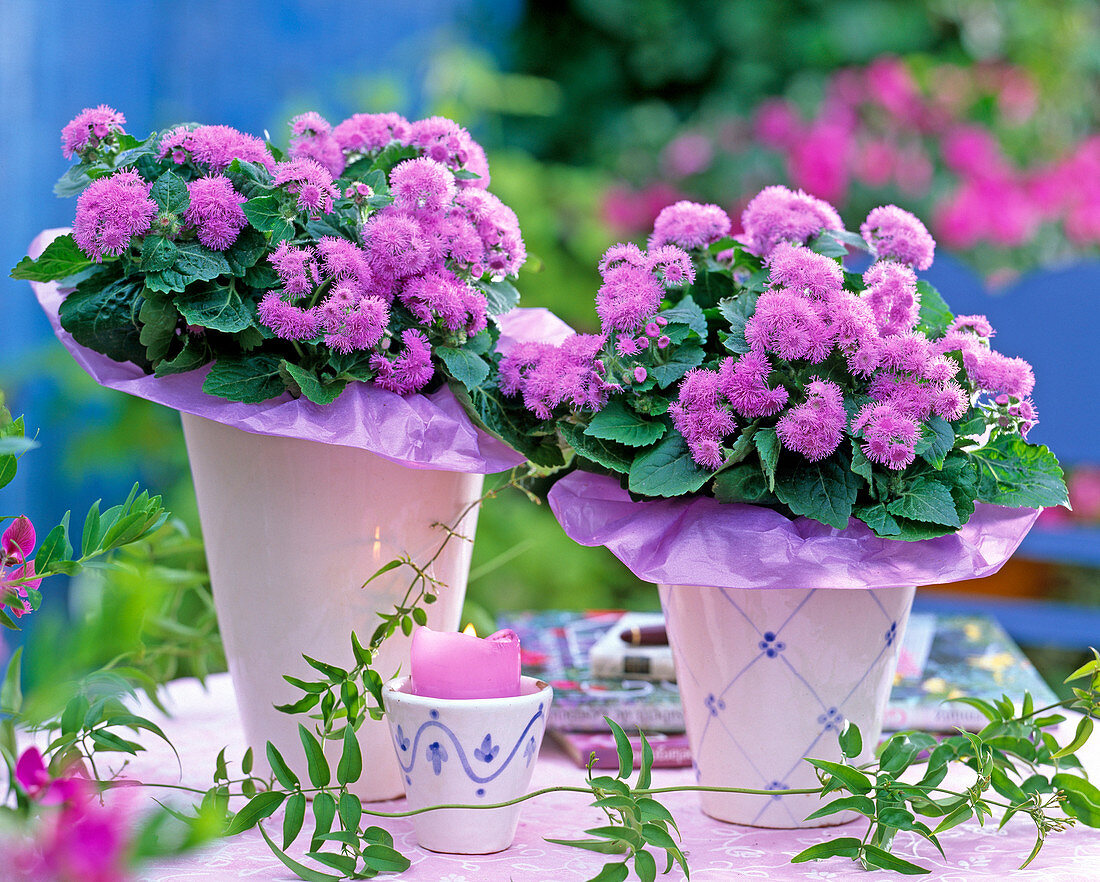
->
[498, 609, 1058, 769]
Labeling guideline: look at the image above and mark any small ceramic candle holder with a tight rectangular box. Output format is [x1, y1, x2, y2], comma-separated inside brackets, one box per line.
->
[384, 675, 553, 854]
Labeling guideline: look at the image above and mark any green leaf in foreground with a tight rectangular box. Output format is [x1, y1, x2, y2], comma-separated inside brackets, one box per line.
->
[10, 234, 93, 282]
[627, 431, 710, 498]
[774, 459, 860, 530]
[971, 434, 1069, 509]
[585, 401, 666, 448]
[437, 346, 490, 391]
[202, 356, 285, 403]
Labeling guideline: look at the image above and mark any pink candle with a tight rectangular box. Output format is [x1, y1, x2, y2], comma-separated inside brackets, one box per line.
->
[409, 626, 522, 699]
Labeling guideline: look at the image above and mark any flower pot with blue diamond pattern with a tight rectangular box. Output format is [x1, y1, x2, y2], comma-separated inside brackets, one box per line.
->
[659, 583, 915, 827]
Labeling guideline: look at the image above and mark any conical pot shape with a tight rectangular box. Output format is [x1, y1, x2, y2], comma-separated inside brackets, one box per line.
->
[659, 584, 914, 827]
[182, 413, 483, 801]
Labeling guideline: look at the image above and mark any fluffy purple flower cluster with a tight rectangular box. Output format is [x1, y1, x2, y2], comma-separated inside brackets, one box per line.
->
[500, 335, 618, 419]
[288, 112, 345, 178]
[861, 205, 936, 271]
[183, 176, 248, 250]
[648, 201, 731, 250]
[740, 185, 844, 257]
[595, 242, 694, 333]
[72, 170, 158, 261]
[158, 124, 274, 172]
[60, 105, 126, 159]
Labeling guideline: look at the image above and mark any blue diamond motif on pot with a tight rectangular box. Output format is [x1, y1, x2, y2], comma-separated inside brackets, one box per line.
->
[758, 631, 786, 657]
[885, 621, 898, 646]
[817, 706, 843, 732]
[704, 693, 726, 717]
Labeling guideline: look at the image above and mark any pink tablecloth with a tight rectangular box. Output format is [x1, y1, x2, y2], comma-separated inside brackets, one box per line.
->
[127, 675, 1098, 881]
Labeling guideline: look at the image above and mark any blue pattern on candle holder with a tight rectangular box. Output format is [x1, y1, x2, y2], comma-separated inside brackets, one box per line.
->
[392, 702, 546, 786]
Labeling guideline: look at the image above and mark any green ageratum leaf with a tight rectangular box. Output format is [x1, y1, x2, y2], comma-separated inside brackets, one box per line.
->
[370, 142, 419, 175]
[889, 518, 958, 541]
[659, 295, 707, 344]
[10, 234, 93, 282]
[53, 164, 94, 198]
[243, 195, 294, 242]
[280, 361, 345, 406]
[808, 230, 849, 258]
[225, 158, 273, 196]
[717, 290, 760, 354]
[224, 227, 268, 277]
[887, 476, 961, 528]
[584, 401, 666, 448]
[478, 278, 521, 316]
[713, 463, 777, 504]
[138, 296, 180, 363]
[140, 235, 179, 273]
[755, 427, 780, 491]
[649, 343, 705, 388]
[150, 170, 190, 215]
[174, 241, 232, 284]
[970, 434, 1069, 509]
[202, 356, 285, 403]
[437, 346, 490, 391]
[850, 441, 874, 486]
[917, 280, 953, 337]
[175, 282, 253, 333]
[559, 422, 632, 473]
[916, 416, 955, 469]
[59, 270, 149, 367]
[855, 503, 902, 538]
[154, 335, 209, 377]
[774, 459, 861, 530]
[628, 431, 711, 498]
[690, 270, 735, 309]
[452, 382, 564, 468]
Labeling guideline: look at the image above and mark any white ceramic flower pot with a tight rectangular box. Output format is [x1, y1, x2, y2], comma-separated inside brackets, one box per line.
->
[181, 413, 483, 802]
[383, 675, 552, 853]
[659, 583, 915, 827]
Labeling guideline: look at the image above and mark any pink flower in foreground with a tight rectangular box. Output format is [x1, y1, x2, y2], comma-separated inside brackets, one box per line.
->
[315, 237, 372, 289]
[646, 244, 696, 287]
[454, 189, 526, 277]
[320, 294, 389, 354]
[333, 112, 412, 154]
[1, 516, 39, 617]
[853, 402, 920, 470]
[744, 288, 835, 364]
[648, 201, 732, 250]
[718, 352, 788, 418]
[159, 124, 274, 172]
[289, 111, 345, 178]
[257, 293, 321, 342]
[776, 378, 846, 462]
[363, 209, 431, 283]
[409, 116, 490, 188]
[269, 242, 319, 297]
[861, 205, 936, 271]
[861, 260, 920, 336]
[670, 369, 737, 468]
[500, 335, 616, 418]
[60, 105, 126, 159]
[399, 270, 487, 336]
[595, 264, 665, 333]
[371, 329, 435, 394]
[741, 185, 844, 258]
[767, 242, 843, 300]
[183, 175, 247, 250]
[272, 158, 340, 215]
[390, 157, 457, 213]
[599, 242, 647, 274]
[72, 170, 157, 261]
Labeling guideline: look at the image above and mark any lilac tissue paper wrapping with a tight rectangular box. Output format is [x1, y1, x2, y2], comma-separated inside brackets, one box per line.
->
[548, 470, 1040, 590]
[28, 229, 573, 475]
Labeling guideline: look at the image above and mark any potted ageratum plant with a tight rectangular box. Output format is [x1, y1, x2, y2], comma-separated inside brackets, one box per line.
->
[498, 186, 1069, 827]
[13, 106, 549, 801]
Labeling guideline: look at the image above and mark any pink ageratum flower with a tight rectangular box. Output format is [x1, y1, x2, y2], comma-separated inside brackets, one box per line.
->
[670, 369, 737, 468]
[860, 205, 936, 271]
[183, 175, 247, 251]
[965, 349, 1036, 399]
[257, 292, 321, 341]
[717, 352, 789, 418]
[766, 241, 843, 300]
[273, 158, 340, 215]
[363, 208, 432, 284]
[648, 201, 732, 250]
[371, 329, 435, 394]
[320, 294, 389, 354]
[454, 189, 526, 277]
[950, 314, 994, 338]
[269, 241, 319, 297]
[595, 264, 665, 333]
[740, 185, 843, 257]
[409, 116, 490, 188]
[599, 242, 648, 274]
[861, 260, 920, 336]
[399, 269, 488, 336]
[877, 332, 934, 377]
[333, 112, 412, 154]
[646, 244, 696, 287]
[72, 170, 158, 261]
[499, 334, 616, 419]
[853, 401, 921, 470]
[289, 111, 346, 178]
[158, 124, 274, 172]
[775, 378, 846, 462]
[390, 157, 457, 213]
[315, 236, 372, 289]
[744, 288, 835, 363]
[60, 105, 126, 159]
